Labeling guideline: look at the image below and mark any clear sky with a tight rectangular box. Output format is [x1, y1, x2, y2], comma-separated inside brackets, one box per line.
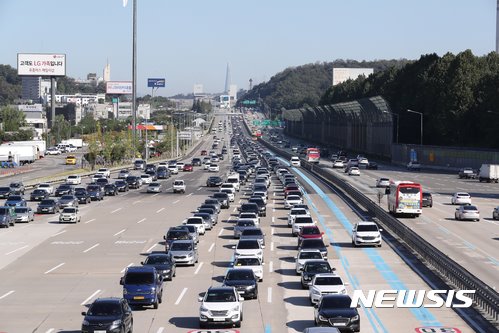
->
[0, 0, 495, 96]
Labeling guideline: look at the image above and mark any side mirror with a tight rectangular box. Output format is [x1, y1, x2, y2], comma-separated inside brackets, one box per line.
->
[321, 231, 325, 235]
[119, 277, 124, 285]
[379, 229, 383, 232]
[198, 297, 203, 302]
[313, 303, 318, 308]
[455, 208, 459, 211]
[232, 245, 236, 249]
[140, 261, 144, 265]
[81, 311, 87, 316]
[345, 282, 350, 286]
[163, 236, 166, 240]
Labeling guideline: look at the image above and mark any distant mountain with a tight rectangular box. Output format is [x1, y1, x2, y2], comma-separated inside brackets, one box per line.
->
[0, 65, 22, 105]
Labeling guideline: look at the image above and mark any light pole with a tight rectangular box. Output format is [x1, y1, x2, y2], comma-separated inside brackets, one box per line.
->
[383, 111, 399, 144]
[407, 109, 423, 145]
[131, 0, 137, 151]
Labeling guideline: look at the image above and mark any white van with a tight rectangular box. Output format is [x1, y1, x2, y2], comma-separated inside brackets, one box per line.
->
[290, 156, 301, 167]
[226, 174, 240, 191]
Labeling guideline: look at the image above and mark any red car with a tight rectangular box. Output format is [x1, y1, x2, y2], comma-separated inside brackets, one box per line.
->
[183, 164, 194, 172]
[297, 226, 324, 246]
[284, 185, 300, 198]
[201, 150, 207, 156]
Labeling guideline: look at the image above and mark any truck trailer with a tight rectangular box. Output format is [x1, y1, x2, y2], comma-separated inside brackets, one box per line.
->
[478, 164, 499, 183]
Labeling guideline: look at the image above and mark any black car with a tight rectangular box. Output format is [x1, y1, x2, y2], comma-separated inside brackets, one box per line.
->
[314, 294, 360, 332]
[238, 202, 260, 216]
[366, 162, 378, 170]
[74, 188, 91, 204]
[9, 181, 25, 195]
[301, 260, 334, 289]
[206, 176, 223, 187]
[222, 268, 258, 299]
[240, 228, 266, 247]
[197, 208, 218, 225]
[422, 192, 433, 208]
[145, 164, 157, 173]
[299, 238, 329, 259]
[126, 176, 140, 189]
[30, 189, 50, 201]
[248, 197, 267, 217]
[141, 253, 176, 281]
[104, 184, 118, 196]
[0, 187, 12, 199]
[114, 180, 129, 192]
[163, 227, 192, 252]
[191, 158, 202, 166]
[86, 185, 104, 201]
[95, 178, 109, 189]
[212, 192, 230, 209]
[145, 170, 158, 181]
[156, 166, 170, 179]
[81, 297, 133, 333]
[55, 184, 74, 197]
[37, 199, 60, 214]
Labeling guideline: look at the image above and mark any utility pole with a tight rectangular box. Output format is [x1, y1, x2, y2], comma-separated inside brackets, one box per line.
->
[131, 0, 138, 151]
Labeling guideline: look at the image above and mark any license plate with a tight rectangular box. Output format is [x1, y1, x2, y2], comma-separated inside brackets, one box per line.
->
[95, 331, 106, 333]
[213, 318, 225, 321]
[133, 296, 144, 300]
[334, 323, 347, 326]
[42, 208, 48, 211]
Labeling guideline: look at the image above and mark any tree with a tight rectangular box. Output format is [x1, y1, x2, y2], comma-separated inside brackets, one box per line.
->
[0, 106, 26, 131]
[51, 115, 71, 143]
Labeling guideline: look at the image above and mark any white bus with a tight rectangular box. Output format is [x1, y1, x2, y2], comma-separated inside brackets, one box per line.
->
[387, 181, 422, 217]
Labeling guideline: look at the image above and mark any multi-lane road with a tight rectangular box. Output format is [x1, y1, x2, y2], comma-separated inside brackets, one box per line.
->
[0, 114, 481, 333]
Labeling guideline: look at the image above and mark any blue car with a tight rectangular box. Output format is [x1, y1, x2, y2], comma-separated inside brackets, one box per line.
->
[120, 266, 163, 309]
[5, 195, 27, 207]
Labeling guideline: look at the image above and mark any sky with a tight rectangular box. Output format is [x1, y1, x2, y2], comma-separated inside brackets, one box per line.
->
[0, 0, 496, 97]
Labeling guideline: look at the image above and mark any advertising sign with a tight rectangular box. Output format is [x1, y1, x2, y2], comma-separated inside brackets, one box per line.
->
[17, 53, 66, 76]
[178, 131, 192, 140]
[106, 81, 133, 94]
[147, 78, 166, 88]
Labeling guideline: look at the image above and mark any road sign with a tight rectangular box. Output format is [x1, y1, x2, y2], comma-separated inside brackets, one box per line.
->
[252, 120, 261, 125]
[178, 131, 192, 140]
[147, 78, 166, 88]
[242, 100, 256, 105]
[415, 328, 462, 333]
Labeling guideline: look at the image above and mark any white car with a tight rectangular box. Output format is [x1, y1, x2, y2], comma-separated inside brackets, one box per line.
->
[198, 287, 243, 329]
[291, 215, 315, 236]
[332, 160, 344, 168]
[97, 168, 111, 178]
[351, 221, 382, 247]
[58, 207, 81, 223]
[209, 164, 219, 172]
[295, 249, 325, 274]
[45, 147, 61, 155]
[183, 216, 206, 235]
[455, 205, 480, 221]
[168, 164, 179, 174]
[290, 156, 301, 167]
[285, 195, 303, 209]
[309, 273, 348, 304]
[140, 174, 153, 184]
[407, 161, 421, 170]
[220, 183, 236, 195]
[233, 239, 264, 262]
[348, 167, 361, 176]
[288, 207, 311, 227]
[451, 192, 472, 205]
[220, 189, 234, 202]
[375, 178, 390, 188]
[252, 191, 267, 204]
[238, 212, 260, 226]
[66, 175, 81, 185]
[92, 173, 106, 182]
[232, 255, 264, 282]
[147, 182, 161, 193]
[37, 183, 54, 194]
[176, 162, 185, 171]
[358, 157, 369, 166]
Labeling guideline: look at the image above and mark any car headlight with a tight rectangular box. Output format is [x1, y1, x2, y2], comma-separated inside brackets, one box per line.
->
[318, 314, 327, 321]
[256, 251, 262, 256]
[245, 285, 255, 290]
[231, 305, 240, 312]
[341, 288, 347, 294]
[82, 319, 89, 325]
[352, 315, 359, 321]
[123, 289, 128, 295]
[200, 305, 209, 312]
[110, 319, 122, 328]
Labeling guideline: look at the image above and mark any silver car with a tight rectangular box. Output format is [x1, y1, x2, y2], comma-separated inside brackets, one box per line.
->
[455, 205, 480, 221]
[295, 249, 325, 274]
[14, 207, 34, 223]
[233, 219, 256, 239]
[184, 225, 200, 244]
[58, 195, 79, 208]
[168, 240, 199, 266]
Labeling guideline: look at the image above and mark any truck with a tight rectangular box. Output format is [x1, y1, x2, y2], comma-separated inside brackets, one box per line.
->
[478, 164, 499, 183]
[61, 138, 83, 148]
[0, 144, 38, 165]
[9, 140, 46, 157]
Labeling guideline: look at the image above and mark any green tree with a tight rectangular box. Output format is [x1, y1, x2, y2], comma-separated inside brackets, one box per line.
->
[0, 106, 26, 131]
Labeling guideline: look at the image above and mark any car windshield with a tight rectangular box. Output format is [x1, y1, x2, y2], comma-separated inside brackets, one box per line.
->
[357, 224, 379, 232]
[185, 225, 196, 232]
[287, 196, 301, 201]
[295, 217, 313, 224]
[186, 218, 202, 224]
[58, 185, 71, 190]
[167, 231, 189, 239]
[302, 227, 320, 235]
[214, 193, 227, 198]
[40, 200, 55, 205]
[457, 193, 470, 197]
[205, 290, 236, 302]
[0, 187, 10, 192]
[463, 206, 478, 211]
[226, 270, 254, 280]
[399, 187, 420, 194]
[240, 213, 256, 219]
[15, 208, 28, 213]
[315, 276, 342, 285]
[235, 258, 260, 266]
[305, 262, 331, 273]
[10, 183, 21, 188]
[124, 272, 154, 284]
[104, 184, 114, 189]
[237, 220, 255, 227]
[237, 240, 259, 249]
[75, 188, 86, 194]
[87, 185, 100, 191]
[301, 239, 325, 248]
[170, 242, 193, 251]
[0, 208, 8, 214]
[63, 208, 76, 213]
[241, 229, 262, 236]
[8, 196, 22, 201]
[87, 302, 121, 316]
[174, 181, 183, 185]
[299, 252, 323, 260]
[61, 195, 74, 200]
[149, 183, 160, 187]
[145, 255, 169, 265]
[33, 190, 46, 195]
[321, 296, 352, 308]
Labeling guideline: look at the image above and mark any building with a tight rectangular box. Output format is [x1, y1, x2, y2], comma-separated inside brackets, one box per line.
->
[84, 102, 113, 119]
[14, 104, 47, 140]
[21, 76, 53, 103]
[46, 94, 105, 106]
[115, 102, 150, 120]
[332, 68, 374, 86]
[103, 62, 111, 82]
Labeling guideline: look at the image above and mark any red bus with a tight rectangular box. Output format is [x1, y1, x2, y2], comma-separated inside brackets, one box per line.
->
[306, 148, 320, 163]
[387, 181, 422, 217]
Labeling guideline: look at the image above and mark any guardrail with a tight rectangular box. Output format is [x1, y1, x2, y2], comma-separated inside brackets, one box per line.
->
[256, 136, 499, 324]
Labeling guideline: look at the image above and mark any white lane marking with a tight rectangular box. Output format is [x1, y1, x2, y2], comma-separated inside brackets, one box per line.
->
[232, 207, 237, 212]
[83, 243, 99, 253]
[111, 207, 122, 214]
[271, 227, 275, 235]
[137, 218, 146, 224]
[5, 245, 29, 255]
[173, 199, 180, 204]
[120, 263, 134, 273]
[81, 289, 101, 305]
[187, 193, 193, 197]
[208, 243, 215, 252]
[269, 261, 273, 273]
[114, 229, 126, 236]
[197, 187, 202, 191]
[133, 200, 141, 205]
[152, 193, 159, 197]
[271, 216, 275, 223]
[218, 228, 224, 236]
[270, 242, 274, 251]
[45, 329, 55, 333]
[0, 290, 15, 300]
[51, 230, 66, 237]
[175, 287, 188, 305]
[84, 218, 95, 224]
[156, 208, 165, 213]
[267, 287, 272, 303]
[156, 328, 165, 333]
[146, 243, 158, 253]
[194, 262, 204, 275]
[44, 263, 65, 274]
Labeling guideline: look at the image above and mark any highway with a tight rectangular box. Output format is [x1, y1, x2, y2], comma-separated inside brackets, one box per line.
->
[0, 114, 479, 333]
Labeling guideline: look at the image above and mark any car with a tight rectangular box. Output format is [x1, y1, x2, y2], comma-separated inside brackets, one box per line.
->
[223, 268, 258, 299]
[65, 175, 81, 185]
[168, 240, 199, 266]
[451, 192, 472, 205]
[206, 176, 223, 187]
[45, 147, 61, 155]
[95, 178, 110, 189]
[65, 155, 77, 165]
[238, 212, 259, 226]
[145, 164, 157, 173]
[37, 199, 60, 214]
[208, 163, 219, 172]
[298, 225, 323, 246]
[120, 266, 163, 309]
[332, 160, 345, 168]
[366, 161, 378, 170]
[192, 158, 202, 166]
[288, 207, 311, 227]
[81, 298, 133, 333]
[351, 221, 382, 247]
[91, 173, 106, 183]
[141, 253, 176, 281]
[74, 188, 91, 204]
[183, 163, 194, 172]
[183, 216, 206, 235]
[59, 207, 81, 223]
[407, 161, 421, 171]
[114, 180, 130, 192]
[248, 197, 267, 216]
[97, 168, 111, 178]
[493, 206, 499, 220]
[299, 238, 329, 259]
[232, 255, 264, 282]
[198, 287, 243, 329]
[358, 157, 369, 166]
[348, 167, 361, 176]
[285, 195, 303, 209]
[125, 176, 141, 189]
[145, 170, 158, 181]
[233, 219, 257, 238]
[0, 187, 13, 199]
[30, 189, 50, 201]
[314, 296, 360, 332]
[212, 192, 230, 208]
[55, 184, 74, 197]
[0, 206, 16, 227]
[173, 180, 186, 193]
[104, 184, 119, 196]
[291, 216, 316, 236]
[375, 178, 390, 188]
[156, 166, 170, 179]
[233, 239, 264, 262]
[422, 191, 433, 207]
[240, 227, 265, 248]
[202, 198, 222, 214]
[455, 205, 480, 221]
[295, 249, 325, 274]
[58, 195, 79, 208]
[168, 164, 179, 174]
[183, 224, 200, 244]
[290, 156, 301, 167]
[5, 195, 27, 207]
[134, 159, 145, 170]
[118, 169, 130, 179]
[147, 182, 161, 193]
[14, 207, 34, 223]
[301, 260, 334, 289]
[9, 182, 25, 195]
[458, 167, 476, 179]
[309, 273, 348, 304]
[163, 226, 192, 252]
[37, 183, 54, 195]
[140, 174, 153, 184]
[86, 184, 104, 201]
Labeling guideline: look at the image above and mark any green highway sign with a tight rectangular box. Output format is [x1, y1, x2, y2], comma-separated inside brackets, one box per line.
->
[242, 100, 257, 105]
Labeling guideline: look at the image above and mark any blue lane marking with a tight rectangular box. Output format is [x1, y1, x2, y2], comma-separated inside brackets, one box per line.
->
[264, 324, 272, 333]
[293, 166, 443, 327]
[462, 241, 476, 250]
[438, 226, 450, 234]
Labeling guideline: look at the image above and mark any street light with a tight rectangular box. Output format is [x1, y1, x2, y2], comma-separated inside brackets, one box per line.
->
[487, 110, 499, 115]
[407, 109, 423, 145]
[382, 111, 399, 144]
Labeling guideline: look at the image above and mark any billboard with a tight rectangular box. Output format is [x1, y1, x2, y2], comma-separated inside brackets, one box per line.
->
[17, 53, 66, 76]
[106, 81, 133, 94]
[332, 68, 373, 86]
[147, 78, 165, 88]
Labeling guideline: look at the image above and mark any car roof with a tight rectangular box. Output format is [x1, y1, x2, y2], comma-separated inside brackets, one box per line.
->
[356, 221, 377, 226]
[126, 266, 155, 273]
